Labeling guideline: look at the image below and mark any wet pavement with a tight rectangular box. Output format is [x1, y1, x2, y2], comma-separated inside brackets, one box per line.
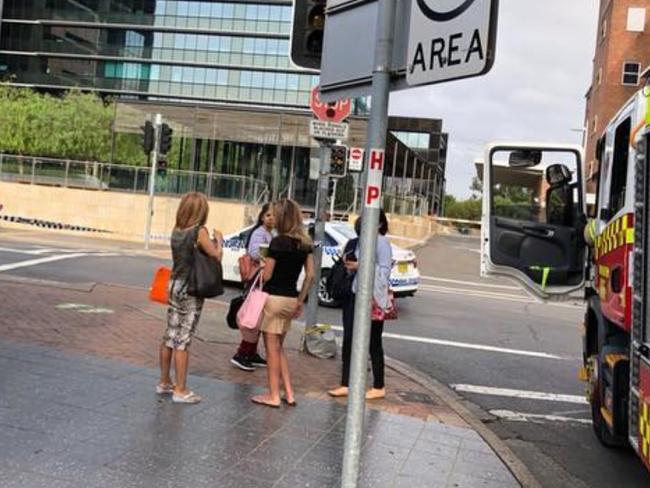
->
[0, 339, 518, 487]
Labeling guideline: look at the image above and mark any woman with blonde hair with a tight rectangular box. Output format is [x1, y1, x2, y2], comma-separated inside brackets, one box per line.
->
[157, 192, 223, 404]
[251, 198, 314, 408]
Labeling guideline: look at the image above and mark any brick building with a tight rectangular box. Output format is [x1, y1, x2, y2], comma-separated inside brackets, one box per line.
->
[584, 0, 650, 192]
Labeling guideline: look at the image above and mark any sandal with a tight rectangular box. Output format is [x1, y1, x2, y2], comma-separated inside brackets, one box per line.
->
[251, 395, 281, 408]
[282, 398, 297, 407]
[327, 386, 349, 398]
[156, 383, 175, 395]
[172, 391, 202, 404]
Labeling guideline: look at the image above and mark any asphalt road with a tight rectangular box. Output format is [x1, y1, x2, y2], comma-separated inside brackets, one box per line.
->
[1, 227, 650, 486]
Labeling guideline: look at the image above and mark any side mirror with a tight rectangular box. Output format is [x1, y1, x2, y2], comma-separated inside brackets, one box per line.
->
[509, 149, 542, 168]
[546, 164, 572, 186]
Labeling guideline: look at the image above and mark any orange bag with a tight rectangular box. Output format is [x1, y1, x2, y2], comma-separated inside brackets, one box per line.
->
[149, 266, 171, 305]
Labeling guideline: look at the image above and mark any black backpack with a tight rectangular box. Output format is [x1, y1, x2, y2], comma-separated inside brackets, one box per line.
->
[326, 238, 358, 301]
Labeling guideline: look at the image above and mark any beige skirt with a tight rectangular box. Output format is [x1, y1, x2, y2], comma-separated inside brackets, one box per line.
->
[260, 295, 298, 335]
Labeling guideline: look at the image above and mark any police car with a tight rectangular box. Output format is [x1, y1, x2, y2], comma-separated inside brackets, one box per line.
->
[222, 221, 420, 307]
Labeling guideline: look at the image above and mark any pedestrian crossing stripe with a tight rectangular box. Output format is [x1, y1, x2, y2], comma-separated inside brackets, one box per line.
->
[594, 214, 634, 260]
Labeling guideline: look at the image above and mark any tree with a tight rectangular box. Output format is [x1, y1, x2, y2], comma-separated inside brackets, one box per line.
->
[0, 85, 149, 165]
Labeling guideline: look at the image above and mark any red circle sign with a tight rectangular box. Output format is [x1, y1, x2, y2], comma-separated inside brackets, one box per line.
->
[350, 148, 363, 159]
[310, 86, 352, 123]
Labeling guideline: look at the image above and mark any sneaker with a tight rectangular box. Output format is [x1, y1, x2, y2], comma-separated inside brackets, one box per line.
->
[249, 354, 267, 368]
[230, 354, 255, 372]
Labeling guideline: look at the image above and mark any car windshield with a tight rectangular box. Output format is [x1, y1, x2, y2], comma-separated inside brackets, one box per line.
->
[330, 223, 356, 240]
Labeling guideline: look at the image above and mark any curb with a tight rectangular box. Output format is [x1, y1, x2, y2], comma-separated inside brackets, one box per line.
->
[385, 356, 541, 488]
[0, 274, 96, 292]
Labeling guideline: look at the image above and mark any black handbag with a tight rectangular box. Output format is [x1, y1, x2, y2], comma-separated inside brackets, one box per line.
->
[326, 238, 357, 301]
[226, 295, 245, 329]
[187, 226, 224, 299]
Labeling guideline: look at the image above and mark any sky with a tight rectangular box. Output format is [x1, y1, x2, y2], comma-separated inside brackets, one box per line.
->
[389, 0, 599, 199]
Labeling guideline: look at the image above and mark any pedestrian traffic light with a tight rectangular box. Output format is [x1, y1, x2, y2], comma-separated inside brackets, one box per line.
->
[142, 121, 154, 155]
[330, 145, 348, 178]
[157, 159, 168, 178]
[159, 123, 173, 155]
[290, 0, 325, 70]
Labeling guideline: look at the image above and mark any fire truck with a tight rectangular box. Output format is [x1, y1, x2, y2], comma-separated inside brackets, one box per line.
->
[480, 87, 650, 467]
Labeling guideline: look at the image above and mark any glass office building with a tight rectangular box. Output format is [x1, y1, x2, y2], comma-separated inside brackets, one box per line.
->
[0, 0, 322, 107]
[0, 0, 445, 212]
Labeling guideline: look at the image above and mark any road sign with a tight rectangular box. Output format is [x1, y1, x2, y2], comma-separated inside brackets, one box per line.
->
[364, 149, 384, 208]
[310, 86, 352, 122]
[309, 120, 349, 140]
[318, 0, 499, 102]
[349, 147, 364, 172]
[407, 0, 499, 86]
[319, 0, 411, 102]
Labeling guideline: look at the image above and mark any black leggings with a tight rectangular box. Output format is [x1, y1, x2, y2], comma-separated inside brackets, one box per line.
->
[341, 294, 385, 389]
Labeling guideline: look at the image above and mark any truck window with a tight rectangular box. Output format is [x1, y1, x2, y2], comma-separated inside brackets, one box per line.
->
[608, 117, 631, 215]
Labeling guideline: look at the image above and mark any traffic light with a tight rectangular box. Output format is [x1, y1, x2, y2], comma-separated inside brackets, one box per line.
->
[290, 0, 325, 70]
[159, 123, 173, 155]
[142, 121, 154, 154]
[157, 159, 168, 178]
[330, 145, 348, 177]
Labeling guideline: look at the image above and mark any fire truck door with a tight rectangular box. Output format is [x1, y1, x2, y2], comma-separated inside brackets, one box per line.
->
[481, 144, 587, 300]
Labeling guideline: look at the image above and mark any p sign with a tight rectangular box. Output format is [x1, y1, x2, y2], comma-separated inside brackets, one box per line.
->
[365, 149, 384, 209]
[407, 0, 499, 87]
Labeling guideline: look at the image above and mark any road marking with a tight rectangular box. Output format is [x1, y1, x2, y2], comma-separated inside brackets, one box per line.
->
[418, 283, 584, 309]
[419, 283, 529, 301]
[329, 325, 564, 360]
[56, 303, 113, 314]
[490, 409, 592, 425]
[451, 384, 588, 404]
[420, 275, 520, 290]
[0, 253, 89, 272]
[0, 246, 57, 255]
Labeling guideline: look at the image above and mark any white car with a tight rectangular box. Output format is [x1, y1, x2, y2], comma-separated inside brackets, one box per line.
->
[222, 221, 420, 307]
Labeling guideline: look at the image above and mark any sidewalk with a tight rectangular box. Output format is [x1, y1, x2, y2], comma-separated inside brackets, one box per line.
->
[0, 279, 521, 487]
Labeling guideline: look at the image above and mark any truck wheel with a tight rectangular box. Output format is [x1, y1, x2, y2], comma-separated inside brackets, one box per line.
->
[318, 270, 340, 308]
[589, 354, 624, 448]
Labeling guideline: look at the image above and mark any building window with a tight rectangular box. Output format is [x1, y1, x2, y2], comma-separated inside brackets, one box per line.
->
[600, 19, 607, 40]
[627, 7, 646, 32]
[591, 115, 598, 135]
[622, 62, 641, 85]
[596, 67, 602, 86]
[609, 117, 631, 214]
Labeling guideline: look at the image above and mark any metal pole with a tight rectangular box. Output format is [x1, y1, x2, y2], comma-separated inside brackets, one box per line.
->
[144, 113, 161, 250]
[341, 0, 396, 486]
[329, 178, 337, 218]
[0, 0, 5, 39]
[305, 142, 331, 329]
[352, 173, 359, 216]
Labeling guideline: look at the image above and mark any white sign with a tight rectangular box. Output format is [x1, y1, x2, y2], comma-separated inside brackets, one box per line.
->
[309, 120, 350, 140]
[365, 149, 384, 209]
[407, 0, 499, 87]
[349, 147, 364, 172]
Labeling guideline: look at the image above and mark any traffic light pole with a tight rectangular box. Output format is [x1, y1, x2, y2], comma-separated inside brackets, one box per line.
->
[144, 113, 162, 250]
[341, 0, 396, 486]
[304, 141, 331, 331]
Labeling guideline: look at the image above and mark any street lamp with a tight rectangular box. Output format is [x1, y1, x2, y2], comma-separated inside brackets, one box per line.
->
[570, 127, 587, 148]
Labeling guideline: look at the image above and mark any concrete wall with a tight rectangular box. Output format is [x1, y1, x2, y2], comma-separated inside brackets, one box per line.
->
[0, 181, 450, 247]
[0, 182, 251, 242]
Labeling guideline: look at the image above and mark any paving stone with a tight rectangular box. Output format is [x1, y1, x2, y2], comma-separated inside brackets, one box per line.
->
[0, 294, 518, 488]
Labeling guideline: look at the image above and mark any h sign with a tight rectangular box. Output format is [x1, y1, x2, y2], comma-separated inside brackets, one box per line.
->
[365, 149, 384, 209]
[407, 0, 499, 87]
